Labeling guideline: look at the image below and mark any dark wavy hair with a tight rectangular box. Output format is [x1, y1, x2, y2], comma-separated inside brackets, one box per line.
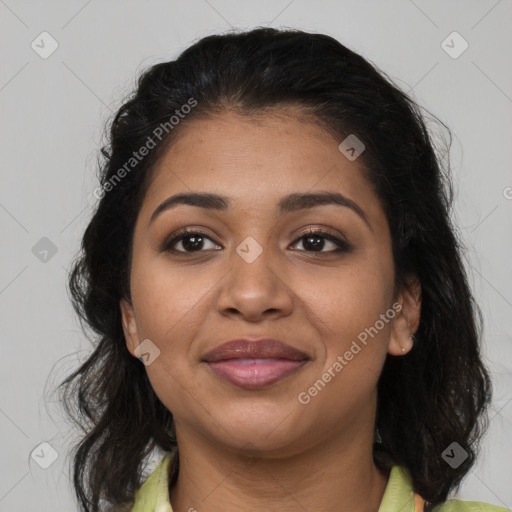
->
[58, 27, 492, 511]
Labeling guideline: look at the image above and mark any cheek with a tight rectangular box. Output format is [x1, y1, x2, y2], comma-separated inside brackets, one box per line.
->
[131, 254, 210, 339]
[309, 256, 395, 379]
[129, 255, 214, 401]
[306, 258, 394, 334]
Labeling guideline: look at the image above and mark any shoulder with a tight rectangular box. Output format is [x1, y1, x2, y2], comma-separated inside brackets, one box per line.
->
[383, 465, 509, 512]
[131, 452, 174, 512]
[429, 500, 510, 511]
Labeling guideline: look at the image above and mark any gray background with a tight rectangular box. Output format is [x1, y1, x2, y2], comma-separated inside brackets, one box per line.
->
[0, 0, 511, 510]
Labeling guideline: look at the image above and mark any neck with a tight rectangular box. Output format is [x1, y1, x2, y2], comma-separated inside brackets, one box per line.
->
[169, 425, 389, 512]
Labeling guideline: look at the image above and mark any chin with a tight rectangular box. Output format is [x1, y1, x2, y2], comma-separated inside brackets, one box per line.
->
[207, 408, 309, 454]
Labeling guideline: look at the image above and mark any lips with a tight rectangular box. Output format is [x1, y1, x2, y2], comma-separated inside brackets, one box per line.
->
[202, 338, 309, 390]
[202, 338, 309, 362]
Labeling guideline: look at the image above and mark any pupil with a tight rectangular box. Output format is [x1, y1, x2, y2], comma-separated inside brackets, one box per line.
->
[183, 235, 203, 251]
[305, 235, 323, 251]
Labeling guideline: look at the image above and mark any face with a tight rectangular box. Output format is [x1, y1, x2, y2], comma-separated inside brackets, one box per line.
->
[121, 109, 420, 456]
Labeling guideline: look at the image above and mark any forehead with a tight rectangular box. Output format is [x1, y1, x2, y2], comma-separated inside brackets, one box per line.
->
[139, 110, 385, 228]
[165, 109, 341, 167]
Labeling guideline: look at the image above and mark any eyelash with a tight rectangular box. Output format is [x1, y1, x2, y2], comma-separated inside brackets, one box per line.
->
[161, 227, 352, 255]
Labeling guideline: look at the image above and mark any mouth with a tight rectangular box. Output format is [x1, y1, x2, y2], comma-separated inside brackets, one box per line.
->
[202, 338, 310, 390]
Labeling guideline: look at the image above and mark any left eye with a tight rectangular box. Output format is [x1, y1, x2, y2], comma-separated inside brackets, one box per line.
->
[290, 229, 350, 253]
[162, 229, 350, 254]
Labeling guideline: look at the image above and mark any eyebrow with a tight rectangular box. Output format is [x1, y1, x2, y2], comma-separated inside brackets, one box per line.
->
[149, 191, 372, 231]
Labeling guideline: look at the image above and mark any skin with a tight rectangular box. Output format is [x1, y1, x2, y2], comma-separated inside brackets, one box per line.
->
[121, 109, 421, 512]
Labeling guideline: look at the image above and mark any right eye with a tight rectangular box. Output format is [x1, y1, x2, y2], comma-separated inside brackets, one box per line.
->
[161, 228, 222, 254]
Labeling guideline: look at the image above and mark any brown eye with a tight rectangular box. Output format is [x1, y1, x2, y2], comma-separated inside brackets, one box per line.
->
[161, 229, 221, 253]
[161, 227, 352, 255]
[290, 229, 352, 254]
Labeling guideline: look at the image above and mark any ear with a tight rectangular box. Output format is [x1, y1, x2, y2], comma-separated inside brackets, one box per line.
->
[388, 275, 421, 356]
[120, 298, 140, 358]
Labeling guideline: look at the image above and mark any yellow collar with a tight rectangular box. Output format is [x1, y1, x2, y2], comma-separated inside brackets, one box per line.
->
[131, 451, 423, 512]
[130, 451, 506, 512]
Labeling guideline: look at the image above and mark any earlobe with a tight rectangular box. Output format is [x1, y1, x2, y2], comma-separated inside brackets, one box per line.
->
[120, 298, 139, 358]
[388, 332, 415, 356]
[387, 275, 422, 357]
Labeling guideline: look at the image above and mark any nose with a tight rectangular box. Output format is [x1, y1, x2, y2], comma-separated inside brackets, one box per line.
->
[215, 242, 294, 322]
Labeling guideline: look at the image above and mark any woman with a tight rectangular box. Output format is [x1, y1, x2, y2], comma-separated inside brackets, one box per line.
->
[59, 27, 509, 511]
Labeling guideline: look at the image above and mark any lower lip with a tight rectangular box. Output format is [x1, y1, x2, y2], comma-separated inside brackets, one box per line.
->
[205, 358, 308, 390]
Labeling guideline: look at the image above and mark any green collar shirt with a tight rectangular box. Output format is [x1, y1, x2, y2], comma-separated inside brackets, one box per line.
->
[130, 452, 510, 512]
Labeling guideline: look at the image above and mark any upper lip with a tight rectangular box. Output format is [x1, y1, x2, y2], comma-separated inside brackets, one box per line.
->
[202, 338, 309, 362]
